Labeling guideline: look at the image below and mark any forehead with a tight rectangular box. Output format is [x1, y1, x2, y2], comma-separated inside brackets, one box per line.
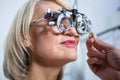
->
[33, 1, 63, 20]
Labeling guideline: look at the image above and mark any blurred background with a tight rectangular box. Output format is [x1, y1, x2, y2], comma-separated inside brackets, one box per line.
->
[0, 0, 120, 80]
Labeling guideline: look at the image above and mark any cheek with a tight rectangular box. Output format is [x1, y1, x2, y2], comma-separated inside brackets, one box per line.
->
[31, 28, 78, 65]
[35, 34, 77, 60]
[33, 33, 60, 58]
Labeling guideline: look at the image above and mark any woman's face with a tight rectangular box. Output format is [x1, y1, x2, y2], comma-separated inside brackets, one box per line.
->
[30, 1, 80, 67]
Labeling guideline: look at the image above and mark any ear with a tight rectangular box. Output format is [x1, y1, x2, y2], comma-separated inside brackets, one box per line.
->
[23, 39, 31, 47]
[21, 33, 31, 48]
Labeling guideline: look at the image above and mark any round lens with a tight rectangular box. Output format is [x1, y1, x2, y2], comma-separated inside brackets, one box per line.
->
[57, 13, 72, 32]
[76, 19, 88, 35]
[59, 17, 71, 32]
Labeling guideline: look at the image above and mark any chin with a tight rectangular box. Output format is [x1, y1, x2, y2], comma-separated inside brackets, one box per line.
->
[64, 51, 78, 63]
[68, 55, 77, 62]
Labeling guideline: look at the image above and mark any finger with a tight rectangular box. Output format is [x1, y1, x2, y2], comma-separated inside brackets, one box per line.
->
[94, 38, 115, 51]
[86, 38, 94, 50]
[89, 33, 97, 39]
[89, 64, 102, 75]
[87, 57, 103, 73]
[87, 57, 104, 65]
[87, 46, 106, 60]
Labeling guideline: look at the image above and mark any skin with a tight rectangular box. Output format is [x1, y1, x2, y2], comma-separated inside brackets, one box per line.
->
[86, 34, 120, 80]
[25, 1, 79, 80]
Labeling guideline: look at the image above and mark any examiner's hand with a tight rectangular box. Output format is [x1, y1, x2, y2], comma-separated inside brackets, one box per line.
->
[86, 34, 120, 80]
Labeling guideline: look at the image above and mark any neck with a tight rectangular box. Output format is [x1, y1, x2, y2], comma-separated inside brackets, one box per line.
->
[27, 62, 62, 80]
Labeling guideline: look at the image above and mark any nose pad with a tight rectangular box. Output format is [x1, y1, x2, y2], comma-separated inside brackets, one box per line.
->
[63, 26, 79, 37]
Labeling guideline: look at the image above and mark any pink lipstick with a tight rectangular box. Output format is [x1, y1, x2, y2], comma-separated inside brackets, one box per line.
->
[60, 40, 77, 47]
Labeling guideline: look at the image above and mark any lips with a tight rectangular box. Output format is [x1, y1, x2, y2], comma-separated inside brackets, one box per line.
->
[60, 40, 77, 47]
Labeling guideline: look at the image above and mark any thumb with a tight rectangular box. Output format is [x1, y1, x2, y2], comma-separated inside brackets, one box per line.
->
[94, 38, 114, 51]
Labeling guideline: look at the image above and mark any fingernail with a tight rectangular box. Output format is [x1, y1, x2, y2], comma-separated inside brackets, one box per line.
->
[89, 33, 97, 39]
[91, 33, 97, 39]
[89, 33, 93, 39]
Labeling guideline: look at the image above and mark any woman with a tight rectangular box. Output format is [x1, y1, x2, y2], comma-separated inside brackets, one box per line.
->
[4, 0, 120, 80]
[3, 0, 79, 80]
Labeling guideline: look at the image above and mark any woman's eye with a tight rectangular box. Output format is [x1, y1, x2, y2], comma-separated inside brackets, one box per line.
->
[48, 18, 57, 21]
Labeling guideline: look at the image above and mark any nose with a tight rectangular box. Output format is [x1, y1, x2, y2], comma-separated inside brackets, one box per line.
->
[63, 26, 79, 37]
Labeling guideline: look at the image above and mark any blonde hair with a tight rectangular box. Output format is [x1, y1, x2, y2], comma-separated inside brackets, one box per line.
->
[3, 0, 63, 80]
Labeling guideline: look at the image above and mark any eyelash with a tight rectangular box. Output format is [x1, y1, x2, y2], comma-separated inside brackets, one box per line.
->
[48, 18, 57, 22]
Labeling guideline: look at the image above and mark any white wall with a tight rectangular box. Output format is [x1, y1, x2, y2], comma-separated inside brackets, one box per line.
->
[0, 0, 120, 80]
[64, 0, 120, 80]
[0, 0, 26, 79]
[77, 0, 120, 33]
